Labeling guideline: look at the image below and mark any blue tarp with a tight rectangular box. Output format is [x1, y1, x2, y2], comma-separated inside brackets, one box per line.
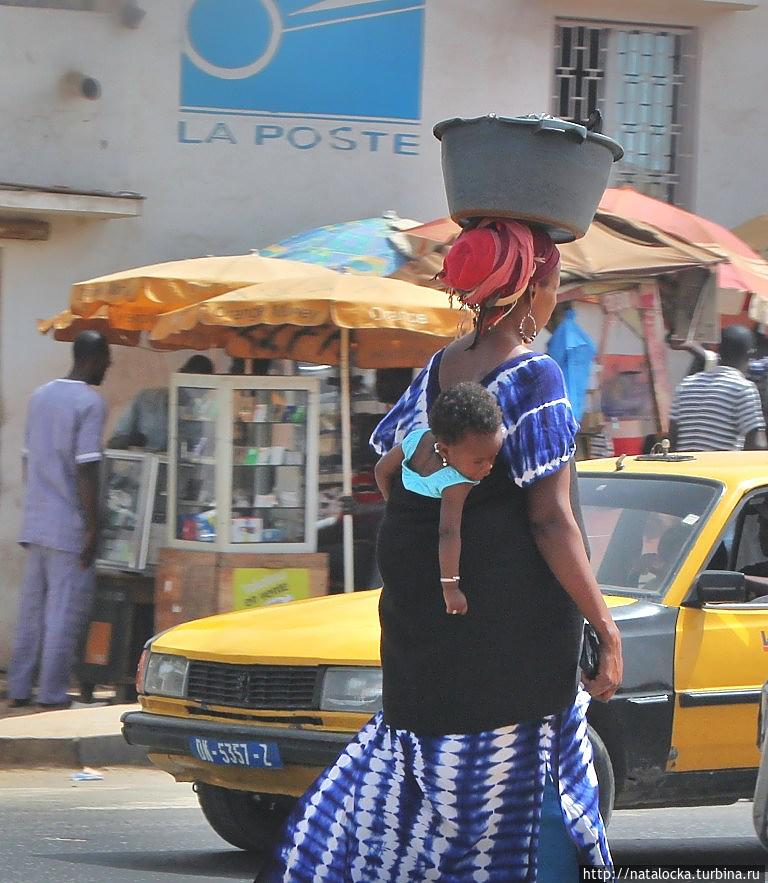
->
[547, 308, 596, 423]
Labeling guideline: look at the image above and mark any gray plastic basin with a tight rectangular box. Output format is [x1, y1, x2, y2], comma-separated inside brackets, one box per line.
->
[434, 114, 624, 243]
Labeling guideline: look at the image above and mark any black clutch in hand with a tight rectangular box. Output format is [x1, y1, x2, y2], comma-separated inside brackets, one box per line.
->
[580, 623, 601, 679]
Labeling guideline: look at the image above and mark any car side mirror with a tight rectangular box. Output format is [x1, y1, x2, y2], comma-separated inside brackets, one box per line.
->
[689, 570, 747, 606]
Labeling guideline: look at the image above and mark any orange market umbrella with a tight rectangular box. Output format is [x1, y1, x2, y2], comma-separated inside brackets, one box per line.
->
[149, 272, 460, 368]
[68, 254, 337, 331]
[37, 307, 141, 346]
[43, 265, 460, 594]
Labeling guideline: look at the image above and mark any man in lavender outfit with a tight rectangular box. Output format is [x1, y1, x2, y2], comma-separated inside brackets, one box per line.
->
[9, 331, 111, 710]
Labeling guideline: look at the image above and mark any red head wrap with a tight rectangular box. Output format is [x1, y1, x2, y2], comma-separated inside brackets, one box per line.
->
[530, 227, 560, 284]
[440, 220, 559, 311]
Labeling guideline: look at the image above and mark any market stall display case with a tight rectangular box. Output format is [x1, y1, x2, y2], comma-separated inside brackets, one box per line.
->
[152, 374, 326, 634]
[96, 451, 157, 572]
[168, 374, 320, 553]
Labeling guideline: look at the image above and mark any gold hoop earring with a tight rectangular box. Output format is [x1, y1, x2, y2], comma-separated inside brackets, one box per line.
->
[434, 442, 449, 467]
[519, 311, 538, 344]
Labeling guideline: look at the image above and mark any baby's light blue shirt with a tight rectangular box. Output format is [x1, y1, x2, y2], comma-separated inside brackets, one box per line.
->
[400, 429, 478, 499]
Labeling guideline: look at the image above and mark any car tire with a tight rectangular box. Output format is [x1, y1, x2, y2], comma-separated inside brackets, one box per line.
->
[195, 783, 294, 853]
[588, 725, 615, 828]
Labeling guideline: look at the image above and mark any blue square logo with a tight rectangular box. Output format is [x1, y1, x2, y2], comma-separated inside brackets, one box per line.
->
[181, 0, 425, 122]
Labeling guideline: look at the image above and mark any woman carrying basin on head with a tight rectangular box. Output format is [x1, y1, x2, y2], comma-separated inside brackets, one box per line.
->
[260, 220, 623, 882]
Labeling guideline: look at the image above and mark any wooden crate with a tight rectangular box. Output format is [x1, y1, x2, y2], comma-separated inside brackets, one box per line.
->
[154, 549, 329, 630]
[153, 549, 218, 633]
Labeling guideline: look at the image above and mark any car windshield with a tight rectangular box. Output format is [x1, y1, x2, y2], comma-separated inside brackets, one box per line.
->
[578, 474, 722, 600]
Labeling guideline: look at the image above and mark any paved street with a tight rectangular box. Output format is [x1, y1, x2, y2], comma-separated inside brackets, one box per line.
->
[0, 769, 257, 883]
[0, 768, 765, 882]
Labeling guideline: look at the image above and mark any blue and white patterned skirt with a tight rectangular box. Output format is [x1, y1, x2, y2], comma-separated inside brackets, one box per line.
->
[260, 687, 611, 881]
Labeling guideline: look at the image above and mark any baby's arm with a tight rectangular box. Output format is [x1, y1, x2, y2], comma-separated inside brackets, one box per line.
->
[438, 483, 473, 614]
[374, 444, 405, 501]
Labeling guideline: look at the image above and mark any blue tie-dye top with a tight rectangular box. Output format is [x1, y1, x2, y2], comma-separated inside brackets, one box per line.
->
[371, 350, 578, 488]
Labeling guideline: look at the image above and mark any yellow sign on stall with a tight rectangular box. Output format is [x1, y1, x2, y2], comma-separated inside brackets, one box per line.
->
[232, 568, 311, 610]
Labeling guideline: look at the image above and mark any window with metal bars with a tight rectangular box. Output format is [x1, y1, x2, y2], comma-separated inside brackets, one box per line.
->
[0, 1, 96, 9]
[553, 20, 695, 206]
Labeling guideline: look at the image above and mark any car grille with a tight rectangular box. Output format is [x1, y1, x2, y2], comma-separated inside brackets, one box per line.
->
[186, 661, 319, 710]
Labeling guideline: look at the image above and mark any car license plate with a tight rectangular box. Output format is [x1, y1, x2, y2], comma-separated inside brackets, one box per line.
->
[188, 737, 283, 768]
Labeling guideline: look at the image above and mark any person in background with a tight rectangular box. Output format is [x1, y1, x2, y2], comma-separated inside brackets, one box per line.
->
[741, 506, 768, 580]
[250, 358, 273, 375]
[641, 433, 662, 455]
[669, 325, 767, 452]
[629, 522, 692, 590]
[8, 331, 111, 710]
[107, 354, 213, 451]
[734, 501, 768, 602]
[746, 331, 768, 428]
[375, 367, 413, 409]
[227, 357, 273, 375]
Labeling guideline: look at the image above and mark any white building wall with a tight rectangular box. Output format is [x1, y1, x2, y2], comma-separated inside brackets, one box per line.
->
[0, 0, 766, 663]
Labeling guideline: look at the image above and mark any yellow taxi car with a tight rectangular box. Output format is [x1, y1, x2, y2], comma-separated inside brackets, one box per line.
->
[755, 680, 768, 850]
[123, 452, 768, 852]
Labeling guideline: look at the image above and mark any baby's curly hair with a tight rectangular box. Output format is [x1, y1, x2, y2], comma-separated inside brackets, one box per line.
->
[428, 382, 502, 444]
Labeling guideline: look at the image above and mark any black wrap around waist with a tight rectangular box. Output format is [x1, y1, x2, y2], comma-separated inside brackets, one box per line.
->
[377, 462, 583, 735]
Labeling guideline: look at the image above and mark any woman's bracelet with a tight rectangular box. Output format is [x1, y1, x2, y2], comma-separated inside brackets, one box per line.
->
[440, 577, 461, 583]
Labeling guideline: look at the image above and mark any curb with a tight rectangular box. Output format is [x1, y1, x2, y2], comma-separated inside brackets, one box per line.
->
[0, 733, 150, 768]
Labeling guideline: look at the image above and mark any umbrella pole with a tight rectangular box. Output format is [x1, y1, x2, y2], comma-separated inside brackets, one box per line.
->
[340, 327, 355, 594]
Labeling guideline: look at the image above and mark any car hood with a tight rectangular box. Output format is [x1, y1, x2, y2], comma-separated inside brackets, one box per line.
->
[151, 590, 638, 667]
[152, 590, 383, 666]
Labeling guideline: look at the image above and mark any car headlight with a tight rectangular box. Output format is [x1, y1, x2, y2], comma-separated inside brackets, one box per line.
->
[141, 652, 189, 698]
[320, 667, 382, 713]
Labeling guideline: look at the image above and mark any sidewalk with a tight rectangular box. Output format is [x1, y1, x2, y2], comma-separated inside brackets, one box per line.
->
[0, 701, 148, 767]
[0, 672, 148, 767]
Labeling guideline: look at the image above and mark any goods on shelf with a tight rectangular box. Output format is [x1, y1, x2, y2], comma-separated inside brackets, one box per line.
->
[169, 375, 319, 552]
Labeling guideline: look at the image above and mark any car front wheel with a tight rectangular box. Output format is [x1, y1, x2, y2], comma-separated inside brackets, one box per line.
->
[195, 783, 295, 853]
[588, 725, 615, 828]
